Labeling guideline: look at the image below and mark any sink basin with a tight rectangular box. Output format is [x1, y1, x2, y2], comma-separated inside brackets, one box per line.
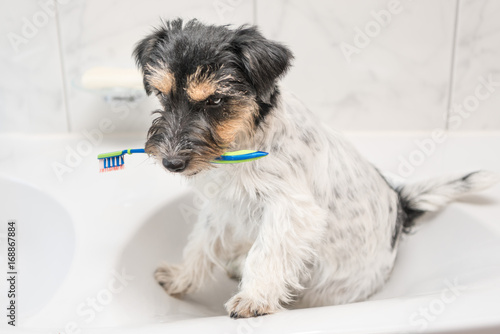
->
[115, 194, 239, 324]
[106, 194, 500, 334]
[1, 133, 499, 334]
[0, 175, 75, 318]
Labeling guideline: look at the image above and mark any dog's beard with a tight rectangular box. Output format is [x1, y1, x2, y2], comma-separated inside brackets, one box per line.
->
[145, 97, 259, 176]
[145, 111, 227, 176]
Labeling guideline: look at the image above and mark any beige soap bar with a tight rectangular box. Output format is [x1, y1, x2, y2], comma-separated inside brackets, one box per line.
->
[81, 67, 143, 90]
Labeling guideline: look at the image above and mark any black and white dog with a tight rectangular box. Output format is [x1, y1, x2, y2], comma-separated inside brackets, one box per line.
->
[133, 19, 498, 318]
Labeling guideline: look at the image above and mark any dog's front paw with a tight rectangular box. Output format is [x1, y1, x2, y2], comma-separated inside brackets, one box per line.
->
[154, 264, 192, 296]
[225, 292, 279, 319]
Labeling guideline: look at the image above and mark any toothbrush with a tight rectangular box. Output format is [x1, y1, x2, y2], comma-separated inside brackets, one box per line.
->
[97, 148, 268, 172]
[98, 148, 145, 172]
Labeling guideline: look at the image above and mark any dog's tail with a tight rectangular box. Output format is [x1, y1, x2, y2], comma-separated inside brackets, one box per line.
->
[396, 171, 500, 232]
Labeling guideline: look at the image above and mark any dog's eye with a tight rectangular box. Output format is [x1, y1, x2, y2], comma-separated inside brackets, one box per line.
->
[155, 91, 166, 99]
[205, 97, 222, 106]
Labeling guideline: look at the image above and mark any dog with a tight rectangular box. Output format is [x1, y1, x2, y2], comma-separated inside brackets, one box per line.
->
[133, 19, 499, 318]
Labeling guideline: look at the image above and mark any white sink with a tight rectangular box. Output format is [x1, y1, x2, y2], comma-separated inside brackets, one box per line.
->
[0, 133, 499, 334]
[0, 175, 75, 319]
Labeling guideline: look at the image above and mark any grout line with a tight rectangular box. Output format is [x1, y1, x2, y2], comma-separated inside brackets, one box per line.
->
[444, 0, 461, 131]
[54, 2, 72, 133]
[253, 0, 257, 25]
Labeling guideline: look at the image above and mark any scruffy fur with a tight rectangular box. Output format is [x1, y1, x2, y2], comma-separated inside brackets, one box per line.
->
[134, 19, 499, 318]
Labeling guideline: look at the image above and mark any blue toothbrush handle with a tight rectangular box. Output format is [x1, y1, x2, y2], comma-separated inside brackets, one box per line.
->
[214, 151, 268, 161]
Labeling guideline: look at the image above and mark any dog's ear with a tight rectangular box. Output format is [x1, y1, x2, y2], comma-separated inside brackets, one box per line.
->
[133, 27, 172, 95]
[232, 26, 293, 103]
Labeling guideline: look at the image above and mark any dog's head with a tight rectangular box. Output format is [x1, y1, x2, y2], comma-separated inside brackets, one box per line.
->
[134, 19, 292, 176]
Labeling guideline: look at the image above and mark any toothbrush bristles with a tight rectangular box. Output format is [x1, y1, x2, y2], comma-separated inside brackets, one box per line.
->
[98, 155, 126, 173]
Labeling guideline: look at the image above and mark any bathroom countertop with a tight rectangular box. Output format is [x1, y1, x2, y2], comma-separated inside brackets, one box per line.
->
[0, 131, 499, 334]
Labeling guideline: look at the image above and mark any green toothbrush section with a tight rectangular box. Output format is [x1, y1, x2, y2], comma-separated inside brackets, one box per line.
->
[211, 157, 265, 164]
[97, 150, 125, 159]
[221, 150, 255, 156]
[98, 149, 146, 160]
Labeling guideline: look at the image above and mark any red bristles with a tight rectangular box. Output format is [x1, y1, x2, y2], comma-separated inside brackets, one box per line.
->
[99, 165, 125, 173]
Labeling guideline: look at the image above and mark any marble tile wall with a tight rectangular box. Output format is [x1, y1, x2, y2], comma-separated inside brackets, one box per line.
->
[57, 0, 254, 134]
[0, 1, 68, 133]
[449, 0, 500, 131]
[1, 0, 499, 133]
[257, 0, 456, 131]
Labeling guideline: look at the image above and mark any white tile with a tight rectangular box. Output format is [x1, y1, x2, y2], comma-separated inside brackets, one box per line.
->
[57, 0, 254, 134]
[257, 0, 456, 131]
[450, 0, 500, 131]
[0, 1, 67, 133]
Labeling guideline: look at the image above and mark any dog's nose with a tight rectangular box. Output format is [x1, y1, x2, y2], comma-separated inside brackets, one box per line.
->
[162, 157, 188, 173]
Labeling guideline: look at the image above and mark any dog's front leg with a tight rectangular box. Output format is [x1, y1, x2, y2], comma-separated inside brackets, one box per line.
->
[155, 211, 222, 296]
[225, 193, 327, 318]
